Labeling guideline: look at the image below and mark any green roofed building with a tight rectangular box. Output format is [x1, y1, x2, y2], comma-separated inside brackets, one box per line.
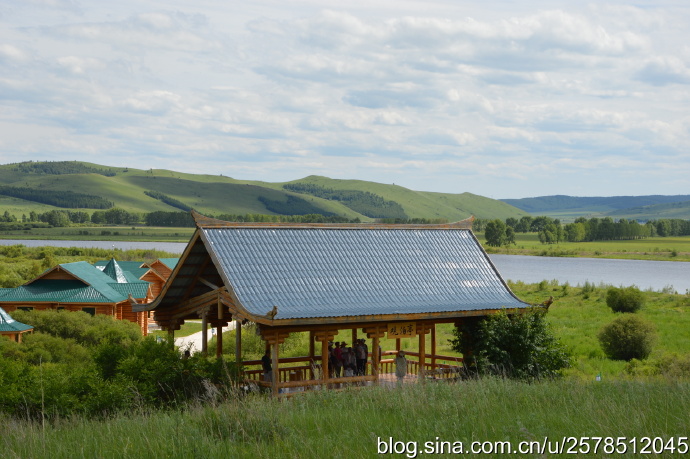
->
[0, 258, 157, 335]
[0, 306, 33, 343]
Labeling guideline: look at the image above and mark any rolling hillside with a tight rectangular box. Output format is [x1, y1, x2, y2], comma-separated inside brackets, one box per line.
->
[0, 161, 527, 221]
[502, 194, 690, 220]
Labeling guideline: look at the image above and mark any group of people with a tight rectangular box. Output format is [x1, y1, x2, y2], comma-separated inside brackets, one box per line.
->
[328, 339, 369, 378]
[261, 340, 409, 386]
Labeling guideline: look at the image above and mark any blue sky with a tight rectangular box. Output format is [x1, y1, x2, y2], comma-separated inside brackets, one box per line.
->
[1, 0, 689, 198]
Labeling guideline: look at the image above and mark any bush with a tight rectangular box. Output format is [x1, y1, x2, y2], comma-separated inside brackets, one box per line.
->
[451, 308, 572, 379]
[606, 286, 645, 313]
[598, 315, 656, 361]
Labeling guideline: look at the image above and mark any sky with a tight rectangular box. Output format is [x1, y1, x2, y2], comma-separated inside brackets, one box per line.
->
[1, 1, 689, 199]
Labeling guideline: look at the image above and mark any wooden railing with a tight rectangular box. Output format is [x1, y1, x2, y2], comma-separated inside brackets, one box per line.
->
[240, 352, 465, 393]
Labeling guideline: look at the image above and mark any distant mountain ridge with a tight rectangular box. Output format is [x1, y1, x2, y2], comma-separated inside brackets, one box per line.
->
[0, 161, 527, 222]
[502, 195, 690, 220]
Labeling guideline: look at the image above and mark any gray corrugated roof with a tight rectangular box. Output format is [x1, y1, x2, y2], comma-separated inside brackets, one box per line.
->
[201, 227, 528, 320]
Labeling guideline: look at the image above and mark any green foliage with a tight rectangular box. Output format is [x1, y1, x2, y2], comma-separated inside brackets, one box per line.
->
[0, 311, 239, 420]
[258, 195, 335, 216]
[0, 185, 113, 209]
[11, 310, 141, 347]
[606, 286, 645, 313]
[598, 314, 656, 361]
[145, 210, 195, 227]
[144, 190, 192, 212]
[451, 309, 572, 379]
[283, 183, 408, 219]
[484, 219, 507, 247]
[12, 160, 116, 176]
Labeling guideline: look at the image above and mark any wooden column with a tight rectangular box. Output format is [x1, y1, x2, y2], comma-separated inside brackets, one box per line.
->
[260, 329, 291, 396]
[235, 319, 242, 366]
[309, 330, 315, 380]
[351, 328, 357, 344]
[313, 330, 337, 390]
[215, 324, 223, 358]
[363, 326, 386, 384]
[396, 338, 401, 351]
[431, 323, 437, 370]
[201, 315, 208, 356]
[272, 341, 280, 397]
[417, 322, 432, 380]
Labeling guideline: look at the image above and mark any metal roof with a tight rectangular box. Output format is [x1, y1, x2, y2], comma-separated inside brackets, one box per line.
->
[157, 258, 179, 269]
[0, 307, 33, 333]
[199, 226, 529, 320]
[0, 261, 152, 304]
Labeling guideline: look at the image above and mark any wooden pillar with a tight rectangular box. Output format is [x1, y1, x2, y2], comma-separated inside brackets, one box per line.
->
[235, 319, 242, 366]
[418, 327, 426, 378]
[396, 338, 401, 351]
[313, 330, 337, 390]
[309, 330, 315, 380]
[351, 328, 357, 344]
[201, 313, 208, 356]
[272, 341, 280, 397]
[431, 323, 437, 370]
[364, 326, 386, 385]
[417, 322, 431, 380]
[216, 324, 223, 358]
[260, 329, 291, 396]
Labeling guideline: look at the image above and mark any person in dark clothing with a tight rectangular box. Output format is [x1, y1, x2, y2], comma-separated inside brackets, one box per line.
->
[262, 349, 273, 382]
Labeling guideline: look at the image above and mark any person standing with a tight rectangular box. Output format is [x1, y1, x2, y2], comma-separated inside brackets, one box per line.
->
[395, 350, 407, 386]
[262, 349, 273, 383]
[358, 339, 369, 375]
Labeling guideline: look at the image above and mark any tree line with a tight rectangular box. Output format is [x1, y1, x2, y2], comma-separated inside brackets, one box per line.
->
[282, 183, 408, 219]
[480, 215, 690, 247]
[0, 186, 113, 209]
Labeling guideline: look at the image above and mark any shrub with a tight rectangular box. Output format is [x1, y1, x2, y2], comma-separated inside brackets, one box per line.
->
[598, 315, 656, 361]
[605, 286, 645, 313]
[451, 308, 572, 379]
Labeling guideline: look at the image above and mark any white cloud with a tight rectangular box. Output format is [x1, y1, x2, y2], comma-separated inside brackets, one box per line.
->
[0, 1, 688, 197]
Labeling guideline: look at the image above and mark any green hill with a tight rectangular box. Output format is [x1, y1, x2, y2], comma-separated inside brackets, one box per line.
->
[0, 161, 527, 221]
[501, 194, 690, 220]
[606, 200, 690, 220]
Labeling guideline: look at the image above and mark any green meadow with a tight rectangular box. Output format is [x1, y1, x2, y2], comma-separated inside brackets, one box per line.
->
[480, 232, 690, 262]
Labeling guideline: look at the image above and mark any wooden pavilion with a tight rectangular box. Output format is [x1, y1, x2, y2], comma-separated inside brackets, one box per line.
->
[136, 211, 532, 395]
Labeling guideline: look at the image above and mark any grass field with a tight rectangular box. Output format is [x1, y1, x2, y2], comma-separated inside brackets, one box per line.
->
[3, 280, 690, 458]
[479, 232, 690, 262]
[0, 225, 194, 242]
[3, 378, 688, 458]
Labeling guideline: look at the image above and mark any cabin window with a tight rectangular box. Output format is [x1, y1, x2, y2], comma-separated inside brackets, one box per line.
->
[82, 307, 96, 316]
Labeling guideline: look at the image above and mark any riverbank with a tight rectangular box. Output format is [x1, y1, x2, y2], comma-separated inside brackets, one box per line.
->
[0, 227, 689, 261]
[480, 232, 690, 262]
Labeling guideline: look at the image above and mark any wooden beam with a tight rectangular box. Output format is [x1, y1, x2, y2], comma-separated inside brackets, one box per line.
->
[198, 277, 220, 290]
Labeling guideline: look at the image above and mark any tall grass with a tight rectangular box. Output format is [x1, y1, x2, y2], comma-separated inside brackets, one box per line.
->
[3, 378, 689, 458]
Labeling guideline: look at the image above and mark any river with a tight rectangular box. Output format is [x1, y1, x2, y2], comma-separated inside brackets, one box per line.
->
[1, 239, 688, 293]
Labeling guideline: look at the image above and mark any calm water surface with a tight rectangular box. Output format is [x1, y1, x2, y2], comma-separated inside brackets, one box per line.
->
[1, 239, 688, 293]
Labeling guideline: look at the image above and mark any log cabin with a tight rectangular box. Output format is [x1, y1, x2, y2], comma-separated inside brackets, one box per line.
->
[0, 258, 166, 335]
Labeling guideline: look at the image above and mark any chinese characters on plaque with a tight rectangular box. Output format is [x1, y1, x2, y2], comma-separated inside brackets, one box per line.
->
[387, 322, 416, 338]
